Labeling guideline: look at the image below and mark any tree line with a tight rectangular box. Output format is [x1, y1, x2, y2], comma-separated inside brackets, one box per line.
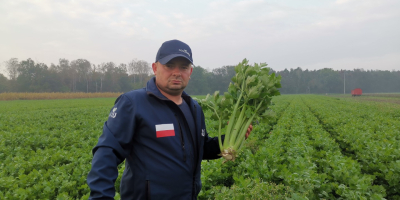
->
[0, 58, 237, 95]
[1, 58, 152, 93]
[1, 58, 399, 95]
[278, 67, 400, 94]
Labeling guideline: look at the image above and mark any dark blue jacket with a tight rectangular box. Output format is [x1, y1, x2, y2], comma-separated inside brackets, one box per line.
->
[87, 77, 222, 199]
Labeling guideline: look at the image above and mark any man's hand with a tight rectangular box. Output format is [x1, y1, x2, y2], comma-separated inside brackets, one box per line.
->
[245, 124, 253, 140]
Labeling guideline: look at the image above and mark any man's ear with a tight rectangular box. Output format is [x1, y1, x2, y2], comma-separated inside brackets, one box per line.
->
[189, 66, 193, 76]
[152, 62, 157, 75]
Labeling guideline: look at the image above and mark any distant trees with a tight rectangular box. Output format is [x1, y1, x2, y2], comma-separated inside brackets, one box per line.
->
[208, 66, 236, 93]
[16, 59, 50, 92]
[184, 66, 209, 95]
[5, 58, 19, 91]
[71, 59, 91, 93]
[127, 59, 151, 89]
[1, 58, 153, 93]
[277, 67, 400, 94]
[1, 57, 400, 94]
[184, 65, 236, 95]
[0, 73, 8, 92]
[5, 58, 19, 80]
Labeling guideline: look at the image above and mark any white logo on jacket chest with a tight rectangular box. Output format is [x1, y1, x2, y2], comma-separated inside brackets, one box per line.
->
[201, 129, 205, 137]
[109, 107, 117, 118]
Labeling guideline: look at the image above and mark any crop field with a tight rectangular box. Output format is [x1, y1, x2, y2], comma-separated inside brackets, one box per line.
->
[333, 93, 400, 105]
[1, 95, 400, 199]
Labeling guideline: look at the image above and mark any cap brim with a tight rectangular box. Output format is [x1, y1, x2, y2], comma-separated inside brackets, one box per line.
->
[158, 54, 193, 65]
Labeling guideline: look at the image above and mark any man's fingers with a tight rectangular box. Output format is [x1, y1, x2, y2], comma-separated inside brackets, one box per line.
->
[245, 124, 253, 139]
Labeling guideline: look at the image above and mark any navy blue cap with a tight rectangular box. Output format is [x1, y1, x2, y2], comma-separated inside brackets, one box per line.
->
[155, 39, 193, 65]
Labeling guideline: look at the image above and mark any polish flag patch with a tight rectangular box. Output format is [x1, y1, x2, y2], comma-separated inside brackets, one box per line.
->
[155, 124, 175, 138]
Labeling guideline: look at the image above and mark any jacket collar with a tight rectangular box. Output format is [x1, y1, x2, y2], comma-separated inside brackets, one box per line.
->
[146, 77, 190, 101]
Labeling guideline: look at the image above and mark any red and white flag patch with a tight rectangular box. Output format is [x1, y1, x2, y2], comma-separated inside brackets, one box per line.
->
[155, 124, 175, 138]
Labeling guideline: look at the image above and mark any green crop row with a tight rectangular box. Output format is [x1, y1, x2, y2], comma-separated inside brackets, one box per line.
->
[302, 95, 400, 198]
[200, 95, 398, 199]
[245, 97, 385, 199]
[1, 95, 399, 199]
[0, 98, 116, 199]
[199, 96, 293, 200]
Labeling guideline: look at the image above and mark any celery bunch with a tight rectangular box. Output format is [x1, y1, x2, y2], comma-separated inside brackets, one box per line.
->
[198, 59, 281, 161]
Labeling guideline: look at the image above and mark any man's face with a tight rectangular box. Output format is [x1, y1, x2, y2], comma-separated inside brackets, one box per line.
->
[152, 57, 193, 96]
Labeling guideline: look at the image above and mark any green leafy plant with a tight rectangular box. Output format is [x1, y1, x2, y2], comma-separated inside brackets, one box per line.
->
[197, 59, 281, 161]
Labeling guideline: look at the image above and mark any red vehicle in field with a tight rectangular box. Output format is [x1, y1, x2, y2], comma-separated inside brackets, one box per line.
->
[351, 88, 362, 96]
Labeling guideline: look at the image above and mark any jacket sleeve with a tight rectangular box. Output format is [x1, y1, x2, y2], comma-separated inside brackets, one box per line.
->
[202, 135, 225, 160]
[87, 94, 136, 199]
[200, 109, 225, 160]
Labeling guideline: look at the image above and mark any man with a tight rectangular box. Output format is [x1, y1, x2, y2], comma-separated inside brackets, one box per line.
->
[87, 39, 252, 199]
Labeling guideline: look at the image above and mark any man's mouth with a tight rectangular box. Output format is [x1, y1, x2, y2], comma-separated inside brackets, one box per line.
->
[171, 80, 182, 84]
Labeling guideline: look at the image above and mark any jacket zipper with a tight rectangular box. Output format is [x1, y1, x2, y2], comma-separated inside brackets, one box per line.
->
[146, 180, 151, 200]
[193, 104, 199, 161]
[175, 114, 186, 162]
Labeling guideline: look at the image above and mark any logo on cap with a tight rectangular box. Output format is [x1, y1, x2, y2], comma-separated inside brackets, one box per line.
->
[156, 40, 193, 65]
[179, 49, 190, 57]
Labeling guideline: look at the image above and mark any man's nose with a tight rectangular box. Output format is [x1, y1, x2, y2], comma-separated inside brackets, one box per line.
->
[171, 66, 182, 75]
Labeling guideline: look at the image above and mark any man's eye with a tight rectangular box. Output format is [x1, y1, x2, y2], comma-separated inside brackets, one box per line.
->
[180, 65, 190, 70]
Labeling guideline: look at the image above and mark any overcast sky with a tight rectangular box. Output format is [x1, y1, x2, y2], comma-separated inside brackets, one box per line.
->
[1, 0, 399, 75]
